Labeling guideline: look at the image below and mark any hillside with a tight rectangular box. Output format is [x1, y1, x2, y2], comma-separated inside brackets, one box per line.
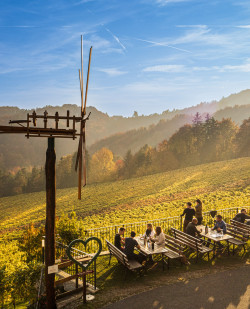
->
[89, 104, 250, 156]
[0, 157, 249, 237]
[1, 89, 250, 169]
[218, 89, 250, 110]
[89, 114, 193, 156]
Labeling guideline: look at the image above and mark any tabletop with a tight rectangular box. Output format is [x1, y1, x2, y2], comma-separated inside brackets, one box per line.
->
[198, 226, 233, 242]
[135, 237, 168, 255]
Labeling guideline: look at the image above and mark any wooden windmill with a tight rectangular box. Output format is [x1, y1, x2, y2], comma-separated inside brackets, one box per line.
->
[75, 35, 92, 200]
[0, 35, 92, 308]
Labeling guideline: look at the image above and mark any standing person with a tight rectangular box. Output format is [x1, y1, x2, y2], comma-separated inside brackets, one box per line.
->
[143, 223, 155, 238]
[114, 227, 125, 251]
[124, 231, 145, 263]
[181, 202, 196, 233]
[233, 208, 250, 223]
[195, 199, 203, 225]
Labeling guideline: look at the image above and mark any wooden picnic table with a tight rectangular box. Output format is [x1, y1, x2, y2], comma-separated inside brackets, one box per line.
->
[198, 226, 233, 256]
[135, 237, 169, 270]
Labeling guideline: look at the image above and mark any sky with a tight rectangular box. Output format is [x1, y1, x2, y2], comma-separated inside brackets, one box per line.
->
[1, 0, 250, 116]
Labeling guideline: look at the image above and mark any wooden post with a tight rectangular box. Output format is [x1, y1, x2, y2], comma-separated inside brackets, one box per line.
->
[83, 273, 87, 303]
[45, 137, 57, 309]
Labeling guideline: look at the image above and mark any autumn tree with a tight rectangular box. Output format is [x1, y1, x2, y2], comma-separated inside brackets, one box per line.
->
[235, 117, 250, 157]
[90, 147, 116, 182]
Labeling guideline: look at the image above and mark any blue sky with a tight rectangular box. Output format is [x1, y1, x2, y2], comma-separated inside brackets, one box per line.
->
[1, 0, 250, 116]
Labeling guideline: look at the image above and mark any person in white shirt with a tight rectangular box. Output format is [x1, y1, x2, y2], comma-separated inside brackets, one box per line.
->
[150, 226, 165, 247]
[143, 223, 155, 238]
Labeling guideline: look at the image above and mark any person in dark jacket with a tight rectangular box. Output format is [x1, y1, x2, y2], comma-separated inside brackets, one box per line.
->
[186, 218, 201, 238]
[181, 202, 195, 233]
[114, 227, 125, 251]
[233, 208, 250, 223]
[124, 231, 146, 263]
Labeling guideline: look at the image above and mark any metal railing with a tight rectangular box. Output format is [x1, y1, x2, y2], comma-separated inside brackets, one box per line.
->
[55, 240, 97, 291]
[41, 238, 97, 291]
[83, 206, 250, 252]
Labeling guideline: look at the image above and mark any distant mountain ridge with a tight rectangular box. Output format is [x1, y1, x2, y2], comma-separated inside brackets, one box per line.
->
[0, 89, 250, 169]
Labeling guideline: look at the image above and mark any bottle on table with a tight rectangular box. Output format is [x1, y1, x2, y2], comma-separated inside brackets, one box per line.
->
[151, 241, 154, 250]
[147, 239, 150, 249]
[205, 224, 208, 234]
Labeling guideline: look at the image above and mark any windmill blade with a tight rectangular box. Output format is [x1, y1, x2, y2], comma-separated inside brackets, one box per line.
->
[81, 35, 84, 116]
[83, 46, 92, 116]
[79, 69, 83, 110]
[82, 123, 87, 187]
[75, 135, 82, 172]
[77, 133, 83, 200]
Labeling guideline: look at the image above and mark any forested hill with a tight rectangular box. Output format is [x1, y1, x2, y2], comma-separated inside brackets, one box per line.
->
[1, 89, 250, 170]
[89, 114, 193, 156]
[89, 104, 250, 156]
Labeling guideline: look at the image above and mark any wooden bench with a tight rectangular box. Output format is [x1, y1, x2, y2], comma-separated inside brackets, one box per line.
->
[164, 234, 187, 267]
[171, 228, 212, 262]
[230, 220, 250, 236]
[226, 224, 249, 255]
[106, 240, 144, 277]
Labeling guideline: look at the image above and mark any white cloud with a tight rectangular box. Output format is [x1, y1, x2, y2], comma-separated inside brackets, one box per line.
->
[143, 59, 250, 74]
[172, 26, 229, 46]
[236, 25, 250, 29]
[192, 60, 250, 73]
[155, 0, 192, 5]
[221, 63, 250, 72]
[143, 64, 186, 72]
[96, 68, 128, 76]
[176, 25, 207, 29]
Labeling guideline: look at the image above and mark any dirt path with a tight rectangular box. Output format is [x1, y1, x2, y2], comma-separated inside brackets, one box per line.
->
[103, 264, 250, 309]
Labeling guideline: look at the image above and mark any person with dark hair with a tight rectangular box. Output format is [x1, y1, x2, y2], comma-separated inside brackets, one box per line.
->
[187, 218, 210, 247]
[124, 231, 145, 263]
[150, 226, 165, 247]
[186, 218, 201, 238]
[114, 227, 125, 251]
[233, 208, 250, 223]
[212, 215, 226, 234]
[195, 199, 203, 225]
[143, 223, 155, 237]
[181, 202, 196, 233]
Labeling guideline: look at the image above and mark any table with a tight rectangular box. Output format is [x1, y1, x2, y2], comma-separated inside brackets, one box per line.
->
[135, 237, 169, 270]
[198, 226, 233, 256]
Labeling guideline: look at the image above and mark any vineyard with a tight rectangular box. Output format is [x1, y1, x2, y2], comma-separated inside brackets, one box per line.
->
[0, 157, 249, 239]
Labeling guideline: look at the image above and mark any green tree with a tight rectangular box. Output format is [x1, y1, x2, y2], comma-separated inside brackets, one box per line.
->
[235, 117, 250, 157]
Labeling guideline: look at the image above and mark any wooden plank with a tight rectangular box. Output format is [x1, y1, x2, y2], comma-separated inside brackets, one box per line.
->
[0, 125, 76, 135]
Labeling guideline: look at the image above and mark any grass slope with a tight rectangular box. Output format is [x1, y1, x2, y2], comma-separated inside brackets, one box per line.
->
[0, 157, 249, 236]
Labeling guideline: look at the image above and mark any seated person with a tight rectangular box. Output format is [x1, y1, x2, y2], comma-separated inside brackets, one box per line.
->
[124, 231, 145, 263]
[212, 215, 226, 234]
[186, 218, 210, 247]
[150, 226, 165, 247]
[186, 218, 201, 238]
[233, 208, 250, 223]
[143, 223, 155, 238]
[114, 227, 125, 251]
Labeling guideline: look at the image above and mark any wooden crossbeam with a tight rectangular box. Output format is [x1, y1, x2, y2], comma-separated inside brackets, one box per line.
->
[0, 125, 77, 136]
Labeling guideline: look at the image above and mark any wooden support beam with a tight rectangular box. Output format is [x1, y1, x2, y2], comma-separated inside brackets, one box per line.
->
[45, 137, 56, 308]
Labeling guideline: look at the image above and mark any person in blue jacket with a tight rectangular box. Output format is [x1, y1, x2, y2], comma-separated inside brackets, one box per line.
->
[212, 215, 227, 233]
